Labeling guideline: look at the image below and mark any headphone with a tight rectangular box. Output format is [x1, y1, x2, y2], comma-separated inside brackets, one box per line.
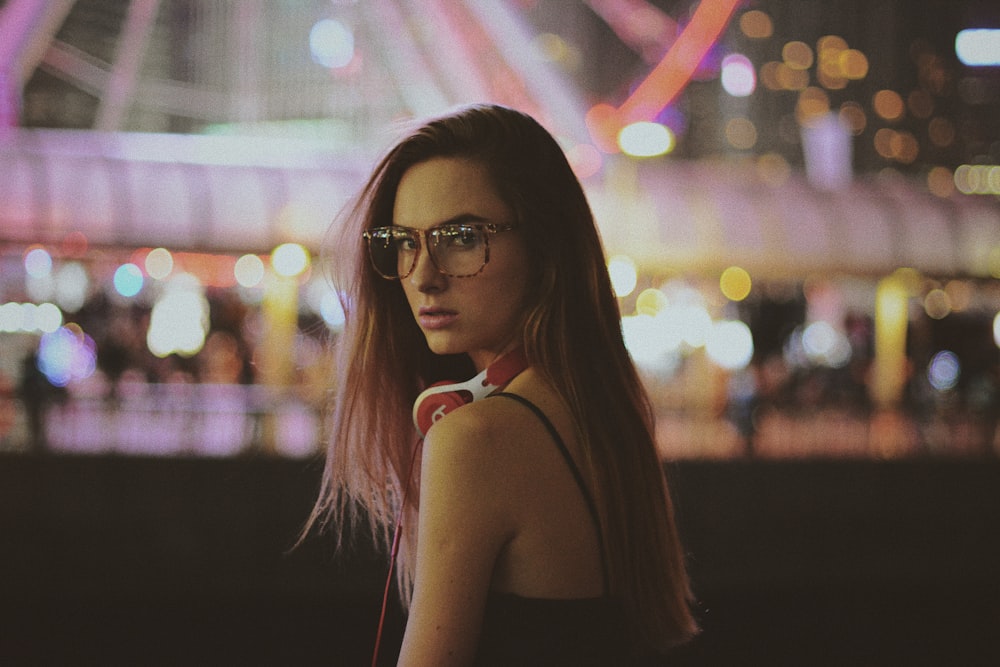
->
[412, 346, 529, 437]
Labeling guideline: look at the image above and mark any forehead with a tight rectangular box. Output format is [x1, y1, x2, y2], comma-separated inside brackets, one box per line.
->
[392, 157, 511, 229]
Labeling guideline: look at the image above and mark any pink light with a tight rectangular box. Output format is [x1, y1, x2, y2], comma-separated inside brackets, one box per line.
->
[587, 0, 742, 152]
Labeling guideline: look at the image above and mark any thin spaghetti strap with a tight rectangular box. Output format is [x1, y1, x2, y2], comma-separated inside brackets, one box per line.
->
[493, 391, 610, 595]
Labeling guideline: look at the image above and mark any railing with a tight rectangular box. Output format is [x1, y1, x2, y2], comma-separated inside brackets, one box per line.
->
[3, 382, 997, 459]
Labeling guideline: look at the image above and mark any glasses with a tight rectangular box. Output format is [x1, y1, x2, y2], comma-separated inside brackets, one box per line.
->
[363, 222, 516, 279]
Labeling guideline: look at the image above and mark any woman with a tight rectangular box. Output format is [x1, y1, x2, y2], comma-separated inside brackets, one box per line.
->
[306, 104, 697, 665]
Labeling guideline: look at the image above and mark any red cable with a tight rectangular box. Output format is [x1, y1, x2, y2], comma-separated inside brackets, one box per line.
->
[372, 441, 422, 667]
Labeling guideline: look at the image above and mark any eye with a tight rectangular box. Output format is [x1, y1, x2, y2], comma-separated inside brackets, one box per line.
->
[438, 225, 481, 249]
[391, 230, 418, 251]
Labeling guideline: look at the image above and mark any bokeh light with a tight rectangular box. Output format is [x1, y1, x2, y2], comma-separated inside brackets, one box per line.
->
[721, 54, 756, 96]
[145, 247, 174, 280]
[146, 274, 210, 358]
[309, 19, 355, 69]
[618, 122, 675, 157]
[706, 320, 754, 370]
[873, 89, 905, 121]
[113, 263, 144, 297]
[955, 29, 1000, 66]
[739, 10, 773, 39]
[608, 255, 638, 297]
[927, 350, 960, 391]
[37, 325, 97, 387]
[24, 246, 53, 278]
[719, 266, 752, 301]
[724, 117, 757, 150]
[235, 253, 266, 287]
[923, 288, 952, 319]
[271, 243, 311, 278]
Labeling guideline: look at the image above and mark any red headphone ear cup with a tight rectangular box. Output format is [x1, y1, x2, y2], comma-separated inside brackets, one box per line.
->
[414, 382, 473, 436]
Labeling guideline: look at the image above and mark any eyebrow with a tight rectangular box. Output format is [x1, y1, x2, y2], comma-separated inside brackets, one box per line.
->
[392, 213, 492, 229]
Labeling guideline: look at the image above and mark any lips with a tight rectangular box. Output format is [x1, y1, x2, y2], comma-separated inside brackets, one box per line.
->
[418, 306, 458, 330]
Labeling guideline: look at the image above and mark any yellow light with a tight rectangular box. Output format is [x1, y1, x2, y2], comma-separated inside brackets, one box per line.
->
[873, 89, 905, 121]
[872, 275, 909, 407]
[739, 10, 773, 39]
[927, 166, 955, 198]
[725, 117, 757, 150]
[636, 288, 669, 316]
[839, 49, 869, 79]
[923, 289, 952, 320]
[719, 266, 752, 301]
[271, 243, 310, 277]
[782, 41, 814, 70]
[796, 87, 830, 126]
[838, 101, 867, 135]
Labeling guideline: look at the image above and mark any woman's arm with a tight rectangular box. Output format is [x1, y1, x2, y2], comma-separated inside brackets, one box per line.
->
[397, 408, 515, 667]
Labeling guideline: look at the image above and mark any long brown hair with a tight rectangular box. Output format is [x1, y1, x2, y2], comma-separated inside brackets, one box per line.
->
[305, 104, 697, 651]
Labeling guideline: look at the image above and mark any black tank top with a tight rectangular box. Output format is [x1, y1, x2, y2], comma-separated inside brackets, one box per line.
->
[473, 393, 654, 666]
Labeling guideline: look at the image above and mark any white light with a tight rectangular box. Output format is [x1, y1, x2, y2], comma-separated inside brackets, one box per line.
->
[310, 19, 355, 69]
[622, 314, 680, 373]
[802, 321, 852, 368]
[54, 262, 89, 313]
[927, 350, 960, 392]
[271, 243, 311, 278]
[35, 303, 64, 333]
[24, 247, 53, 278]
[618, 122, 675, 157]
[956, 29, 1000, 66]
[721, 53, 756, 96]
[607, 255, 638, 297]
[0, 303, 23, 332]
[235, 254, 266, 287]
[320, 291, 346, 329]
[993, 312, 1000, 348]
[146, 275, 209, 358]
[705, 320, 755, 370]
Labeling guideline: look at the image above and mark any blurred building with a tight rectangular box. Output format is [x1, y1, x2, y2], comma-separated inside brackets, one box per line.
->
[1, 0, 999, 458]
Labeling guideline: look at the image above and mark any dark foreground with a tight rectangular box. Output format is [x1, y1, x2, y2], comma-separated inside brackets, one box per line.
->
[1, 453, 998, 666]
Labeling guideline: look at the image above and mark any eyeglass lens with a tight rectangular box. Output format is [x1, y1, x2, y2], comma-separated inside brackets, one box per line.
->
[368, 225, 488, 278]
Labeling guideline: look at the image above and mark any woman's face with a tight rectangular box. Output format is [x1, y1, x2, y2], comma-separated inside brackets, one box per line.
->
[392, 157, 531, 371]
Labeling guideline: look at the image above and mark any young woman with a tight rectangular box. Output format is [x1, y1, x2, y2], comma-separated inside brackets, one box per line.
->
[306, 104, 697, 665]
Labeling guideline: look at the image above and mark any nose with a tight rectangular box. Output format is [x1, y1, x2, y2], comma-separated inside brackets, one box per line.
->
[408, 242, 446, 293]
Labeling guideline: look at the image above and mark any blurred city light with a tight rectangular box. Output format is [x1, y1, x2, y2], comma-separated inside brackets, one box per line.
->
[146, 275, 209, 358]
[721, 54, 756, 96]
[608, 255, 638, 297]
[53, 262, 89, 313]
[309, 19, 355, 69]
[23, 246, 52, 278]
[927, 350, 960, 391]
[235, 253, 266, 287]
[618, 121, 675, 157]
[955, 29, 1000, 66]
[271, 243, 311, 278]
[113, 263, 144, 297]
[719, 266, 752, 301]
[705, 320, 754, 370]
[38, 325, 97, 387]
[621, 314, 680, 373]
[801, 321, 851, 368]
[954, 164, 1000, 195]
[145, 247, 174, 280]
